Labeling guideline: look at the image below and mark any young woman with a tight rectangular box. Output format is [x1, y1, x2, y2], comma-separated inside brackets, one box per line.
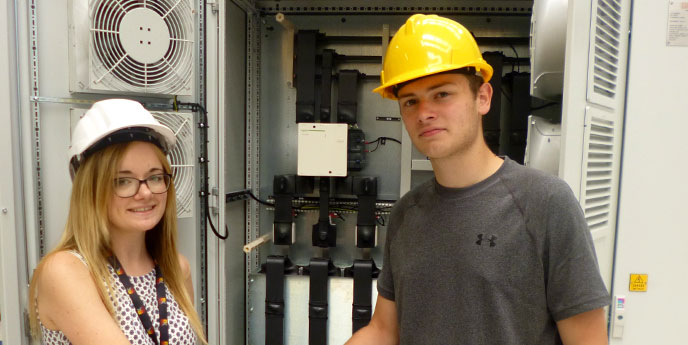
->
[29, 99, 206, 345]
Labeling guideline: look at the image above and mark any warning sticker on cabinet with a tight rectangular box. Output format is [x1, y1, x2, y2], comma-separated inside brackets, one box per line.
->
[629, 274, 648, 292]
[668, 1, 688, 46]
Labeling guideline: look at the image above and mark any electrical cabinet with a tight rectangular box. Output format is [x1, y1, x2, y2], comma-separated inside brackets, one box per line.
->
[0, 0, 652, 344]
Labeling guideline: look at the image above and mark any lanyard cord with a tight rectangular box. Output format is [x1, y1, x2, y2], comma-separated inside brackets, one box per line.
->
[111, 256, 169, 345]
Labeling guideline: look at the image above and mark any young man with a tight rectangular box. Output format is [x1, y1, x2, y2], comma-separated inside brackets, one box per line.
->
[345, 14, 610, 345]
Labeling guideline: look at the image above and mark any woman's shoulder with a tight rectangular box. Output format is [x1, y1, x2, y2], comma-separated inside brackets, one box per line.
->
[39, 250, 90, 280]
[35, 251, 98, 329]
[36, 251, 97, 300]
[35, 250, 134, 344]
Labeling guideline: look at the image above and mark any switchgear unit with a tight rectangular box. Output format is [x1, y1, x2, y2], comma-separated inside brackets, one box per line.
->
[230, 4, 535, 344]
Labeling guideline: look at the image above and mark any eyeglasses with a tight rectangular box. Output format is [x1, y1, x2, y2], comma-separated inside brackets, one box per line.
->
[113, 173, 172, 198]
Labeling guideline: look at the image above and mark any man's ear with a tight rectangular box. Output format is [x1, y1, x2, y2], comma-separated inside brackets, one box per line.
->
[477, 82, 493, 116]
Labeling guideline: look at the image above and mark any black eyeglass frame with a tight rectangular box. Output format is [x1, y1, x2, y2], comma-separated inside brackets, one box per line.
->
[113, 173, 173, 198]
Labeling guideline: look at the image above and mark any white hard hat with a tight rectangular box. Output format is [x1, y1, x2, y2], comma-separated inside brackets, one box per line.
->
[69, 99, 176, 179]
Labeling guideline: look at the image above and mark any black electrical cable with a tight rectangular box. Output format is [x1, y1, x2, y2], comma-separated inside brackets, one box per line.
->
[376, 215, 386, 227]
[531, 102, 559, 111]
[508, 43, 520, 72]
[206, 211, 228, 240]
[176, 101, 228, 240]
[365, 136, 401, 153]
[246, 190, 275, 207]
[367, 140, 381, 153]
[377, 136, 402, 144]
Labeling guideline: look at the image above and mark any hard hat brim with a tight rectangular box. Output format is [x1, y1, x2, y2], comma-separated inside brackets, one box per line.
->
[373, 62, 493, 100]
[68, 122, 175, 158]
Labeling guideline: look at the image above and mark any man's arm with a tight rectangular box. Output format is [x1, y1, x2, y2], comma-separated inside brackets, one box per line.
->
[556, 307, 608, 345]
[344, 295, 399, 345]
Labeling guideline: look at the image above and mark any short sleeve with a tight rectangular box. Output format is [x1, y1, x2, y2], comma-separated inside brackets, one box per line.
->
[544, 181, 610, 321]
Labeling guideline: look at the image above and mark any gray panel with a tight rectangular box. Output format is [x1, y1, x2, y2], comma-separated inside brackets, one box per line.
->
[248, 274, 378, 345]
[224, 2, 249, 344]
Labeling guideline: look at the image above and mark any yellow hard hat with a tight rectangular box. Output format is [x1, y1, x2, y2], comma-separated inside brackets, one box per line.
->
[373, 14, 493, 100]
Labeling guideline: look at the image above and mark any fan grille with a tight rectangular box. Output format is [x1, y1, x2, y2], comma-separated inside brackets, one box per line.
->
[89, 0, 193, 94]
[152, 111, 195, 218]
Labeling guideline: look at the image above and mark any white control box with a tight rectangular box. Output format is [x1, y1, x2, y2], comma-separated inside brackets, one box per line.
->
[297, 123, 348, 177]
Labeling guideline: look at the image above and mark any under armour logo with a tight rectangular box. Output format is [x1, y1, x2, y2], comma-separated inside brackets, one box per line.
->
[476, 234, 497, 247]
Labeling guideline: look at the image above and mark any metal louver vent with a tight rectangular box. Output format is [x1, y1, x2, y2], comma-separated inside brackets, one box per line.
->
[592, 0, 622, 99]
[89, 0, 194, 94]
[584, 117, 614, 231]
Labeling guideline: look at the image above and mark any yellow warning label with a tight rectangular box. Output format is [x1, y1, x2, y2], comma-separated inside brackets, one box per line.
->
[629, 274, 648, 292]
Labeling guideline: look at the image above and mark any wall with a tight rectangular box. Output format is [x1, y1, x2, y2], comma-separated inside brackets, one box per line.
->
[223, 2, 248, 344]
[610, 0, 688, 343]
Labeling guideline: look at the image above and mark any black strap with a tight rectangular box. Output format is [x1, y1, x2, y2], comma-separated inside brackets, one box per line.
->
[273, 175, 295, 245]
[352, 259, 373, 333]
[308, 258, 330, 345]
[320, 49, 334, 123]
[111, 257, 168, 345]
[337, 70, 360, 124]
[266, 255, 286, 345]
[354, 177, 377, 248]
[313, 178, 336, 247]
[296, 31, 318, 123]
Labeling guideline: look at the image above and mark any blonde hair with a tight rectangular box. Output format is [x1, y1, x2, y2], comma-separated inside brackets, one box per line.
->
[29, 142, 206, 343]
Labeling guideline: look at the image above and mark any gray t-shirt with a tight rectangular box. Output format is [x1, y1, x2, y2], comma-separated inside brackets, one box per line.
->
[377, 158, 609, 345]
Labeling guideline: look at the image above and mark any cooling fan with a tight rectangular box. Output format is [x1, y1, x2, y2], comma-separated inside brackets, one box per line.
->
[152, 111, 195, 218]
[69, 108, 195, 218]
[69, 0, 194, 95]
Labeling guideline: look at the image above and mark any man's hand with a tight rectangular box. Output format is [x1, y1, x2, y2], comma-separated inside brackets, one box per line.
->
[344, 295, 399, 345]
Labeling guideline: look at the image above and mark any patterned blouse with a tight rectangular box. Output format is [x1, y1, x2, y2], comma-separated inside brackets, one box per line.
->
[39, 252, 196, 345]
